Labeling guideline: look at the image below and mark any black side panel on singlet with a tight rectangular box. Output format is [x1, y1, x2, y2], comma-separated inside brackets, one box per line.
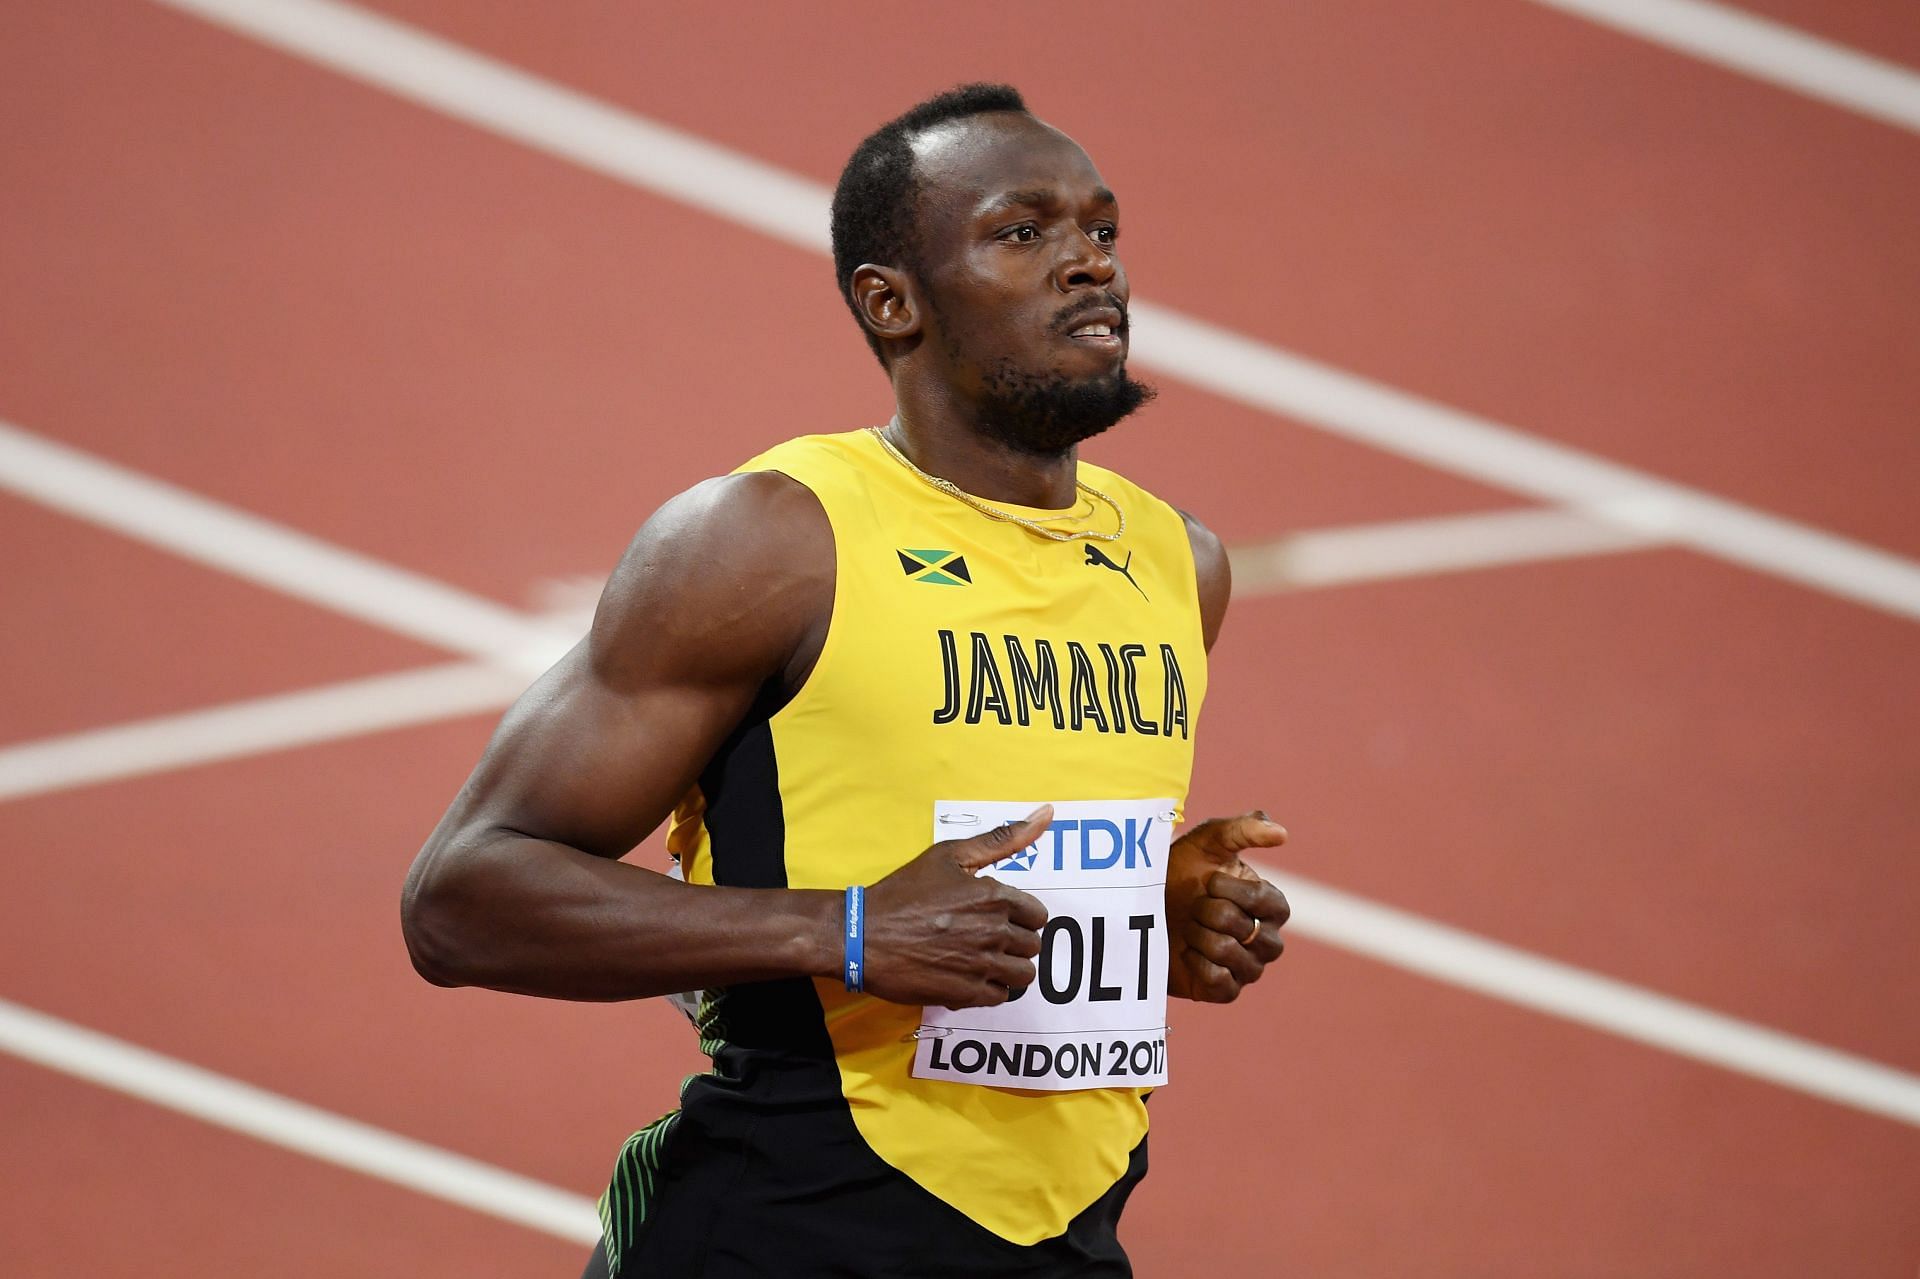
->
[696, 692, 833, 1059]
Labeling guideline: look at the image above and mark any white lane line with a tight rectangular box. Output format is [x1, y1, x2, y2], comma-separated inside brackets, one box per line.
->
[4, 876, 1917, 1277]
[147, 0, 1920, 624]
[0, 511, 1651, 806]
[1253, 861, 1920, 1128]
[5, 665, 1915, 1133]
[1134, 306, 1920, 621]
[0, 662, 524, 803]
[3, 0, 1904, 1197]
[1229, 507, 1664, 593]
[0, 419, 555, 661]
[0, 997, 602, 1243]
[148, 0, 829, 253]
[0, 481, 1662, 809]
[1527, 0, 1920, 137]
[521, 510, 1665, 608]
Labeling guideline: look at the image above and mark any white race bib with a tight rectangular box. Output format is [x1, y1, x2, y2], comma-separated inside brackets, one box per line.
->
[911, 798, 1174, 1091]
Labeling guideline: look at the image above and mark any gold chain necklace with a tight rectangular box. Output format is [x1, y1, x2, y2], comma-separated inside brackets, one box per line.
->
[866, 424, 1126, 544]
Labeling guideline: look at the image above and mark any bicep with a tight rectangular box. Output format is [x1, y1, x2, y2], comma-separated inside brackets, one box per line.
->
[449, 644, 756, 860]
[436, 472, 832, 860]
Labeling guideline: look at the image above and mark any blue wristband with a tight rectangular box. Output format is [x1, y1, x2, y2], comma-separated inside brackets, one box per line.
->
[843, 885, 865, 993]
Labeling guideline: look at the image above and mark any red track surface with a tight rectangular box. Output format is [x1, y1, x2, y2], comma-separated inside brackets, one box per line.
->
[3, 2, 1916, 1274]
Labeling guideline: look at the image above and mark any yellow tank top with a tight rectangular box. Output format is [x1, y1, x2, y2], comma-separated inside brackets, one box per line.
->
[669, 427, 1207, 1245]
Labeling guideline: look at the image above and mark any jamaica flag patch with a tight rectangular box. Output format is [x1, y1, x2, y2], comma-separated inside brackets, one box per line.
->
[897, 548, 971, 586]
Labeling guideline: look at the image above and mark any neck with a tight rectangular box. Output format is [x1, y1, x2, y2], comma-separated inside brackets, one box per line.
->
[886, 382, 1079, 509]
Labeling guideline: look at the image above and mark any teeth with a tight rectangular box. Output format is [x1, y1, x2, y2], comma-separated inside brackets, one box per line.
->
[1072, 324, 1114, 337]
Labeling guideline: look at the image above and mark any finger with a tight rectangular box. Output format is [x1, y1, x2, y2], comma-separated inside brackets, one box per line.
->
[990, 953, 1038, 990]
[971, 980, 1014, 1007]
[951, 804, 1054, 872]
[1206, 872, 1290, 927]
[941, 987, 997, 1011]
[1005, 922, 1042, 960]
[1180, 947, 1240, 1004]
[1183, 920, 1263, 986]
[1182, 806, 1290, 856]
[996, 883, 1050, 931]
[1246, 923, 1285, 964]
[1210, 811, 1288, 855]
[1193, 894, 1258, 941]
[1192, 897, 1285, 964]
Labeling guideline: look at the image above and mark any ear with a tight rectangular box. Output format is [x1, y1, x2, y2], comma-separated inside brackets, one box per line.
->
[850, 264, 921, 347]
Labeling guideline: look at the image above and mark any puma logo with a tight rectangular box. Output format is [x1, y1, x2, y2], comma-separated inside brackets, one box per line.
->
[1084, 545, 1148, 600]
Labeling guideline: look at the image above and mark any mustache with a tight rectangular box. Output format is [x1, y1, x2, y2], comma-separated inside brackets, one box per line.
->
[1051, 293, 1129, 334]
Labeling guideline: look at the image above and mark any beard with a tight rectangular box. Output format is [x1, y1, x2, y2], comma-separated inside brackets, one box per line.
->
[920, 282, 1157, 456]
[972, 358, 1157, 457]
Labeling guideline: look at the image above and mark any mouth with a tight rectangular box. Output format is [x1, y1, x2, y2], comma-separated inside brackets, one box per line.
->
[1062, 307, 1127, 352]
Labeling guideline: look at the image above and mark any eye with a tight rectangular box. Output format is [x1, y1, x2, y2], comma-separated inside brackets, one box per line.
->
[1090, 224, 1119, 247]
[999, 223, 1041, 244]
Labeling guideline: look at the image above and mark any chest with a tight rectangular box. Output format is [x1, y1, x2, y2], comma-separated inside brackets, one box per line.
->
[808, 528, 1202, 754]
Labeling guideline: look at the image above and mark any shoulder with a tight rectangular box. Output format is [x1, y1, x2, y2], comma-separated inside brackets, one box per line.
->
[588, 470, 834, 693]
[734, 429, 875, 492]
[1177, 508, 1231, 652]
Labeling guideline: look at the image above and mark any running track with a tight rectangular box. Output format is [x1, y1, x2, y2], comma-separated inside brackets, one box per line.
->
[2, 2, 1917, 1274]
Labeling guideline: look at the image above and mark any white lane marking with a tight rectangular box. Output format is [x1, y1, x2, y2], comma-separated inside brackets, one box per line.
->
[1229, 507, 1664, 592]
[0, 662, 524, 803]
[1251, 861, 1920, 1128]
[1133, 305, 1920, 620]
[4, 871, 1917, 1277]
[0, 0, 1896, 1216]
[1527, 0, 1920, 137]
[148, 0, 829, 253]
[147, 0, 1920, 623]
[522, 509, 1665, 610]
[0, 997, 603, 1243]
[3, 662, 1914, 1134]
[0, 510, 1652, 806]
[2, 581, 1912, 1135]
[0, 419, 560, 660]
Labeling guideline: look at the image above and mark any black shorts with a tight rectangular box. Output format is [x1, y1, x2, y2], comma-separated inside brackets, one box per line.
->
[586, 1045, 1144, 1278]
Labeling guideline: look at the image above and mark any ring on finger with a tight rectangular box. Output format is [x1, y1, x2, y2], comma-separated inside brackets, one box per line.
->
[1240, 918, 1261, 946]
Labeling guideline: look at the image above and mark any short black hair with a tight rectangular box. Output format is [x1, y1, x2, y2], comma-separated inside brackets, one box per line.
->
[831, 83, 1030, 365]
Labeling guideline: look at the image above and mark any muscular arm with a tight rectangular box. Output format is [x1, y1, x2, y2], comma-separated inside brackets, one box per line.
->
[402, 471, 1046, 1008]
[401, 471, 842, 1001]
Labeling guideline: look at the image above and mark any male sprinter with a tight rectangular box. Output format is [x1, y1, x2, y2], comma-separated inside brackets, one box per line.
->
[402, 84, 1290, 1277]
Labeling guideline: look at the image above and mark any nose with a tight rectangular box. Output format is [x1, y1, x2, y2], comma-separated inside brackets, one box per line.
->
[1055, 229, 1117, 293]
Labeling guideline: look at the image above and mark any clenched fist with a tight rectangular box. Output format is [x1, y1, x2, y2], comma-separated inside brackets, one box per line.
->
[1165, 811, 1290, 1003]
[861, 806, 1053, 1009]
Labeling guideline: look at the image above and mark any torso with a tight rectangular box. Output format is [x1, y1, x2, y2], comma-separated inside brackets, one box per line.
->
[669, 428, 1209, 1245]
